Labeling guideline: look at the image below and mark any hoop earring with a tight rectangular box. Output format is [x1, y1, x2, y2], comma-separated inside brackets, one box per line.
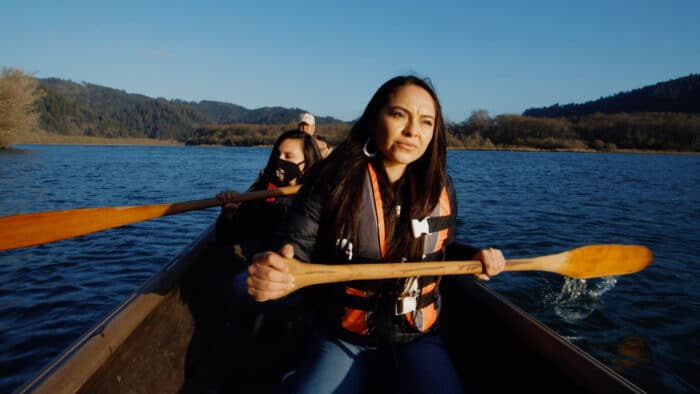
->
[363, 137, 377, 158]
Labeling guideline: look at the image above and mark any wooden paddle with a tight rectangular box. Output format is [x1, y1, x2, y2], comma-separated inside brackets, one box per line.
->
[0, 185, 301, 251]
[276, 244, 652, 297]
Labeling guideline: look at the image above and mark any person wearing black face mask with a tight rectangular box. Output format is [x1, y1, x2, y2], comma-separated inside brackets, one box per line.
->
[270, 156, 305, 187]
[215, 130, 322, 262]
[214, 129, 322, 336]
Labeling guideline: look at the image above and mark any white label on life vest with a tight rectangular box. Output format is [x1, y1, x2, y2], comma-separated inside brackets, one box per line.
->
[395, 296, 417, 315]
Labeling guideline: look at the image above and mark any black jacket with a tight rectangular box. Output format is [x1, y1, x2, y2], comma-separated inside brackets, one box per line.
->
[215, 194, 294, 262]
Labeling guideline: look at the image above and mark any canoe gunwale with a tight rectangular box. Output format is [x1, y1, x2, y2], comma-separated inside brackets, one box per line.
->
[15, 225, 216, 394]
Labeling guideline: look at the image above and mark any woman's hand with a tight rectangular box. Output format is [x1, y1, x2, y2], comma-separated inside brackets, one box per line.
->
[216, 190, 241, 220]
[248, 244, 296, 301]
[473, 247, 506, 281]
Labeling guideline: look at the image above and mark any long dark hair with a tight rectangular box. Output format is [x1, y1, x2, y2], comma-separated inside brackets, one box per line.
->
[251, 129, 321, 191]
[311, 75, 447, 260]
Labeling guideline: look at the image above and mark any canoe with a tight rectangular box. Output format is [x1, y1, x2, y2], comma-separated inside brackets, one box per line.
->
[16, 226, 644, 393]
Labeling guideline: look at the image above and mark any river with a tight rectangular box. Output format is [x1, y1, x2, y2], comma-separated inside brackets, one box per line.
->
[0, 145, 697, 392]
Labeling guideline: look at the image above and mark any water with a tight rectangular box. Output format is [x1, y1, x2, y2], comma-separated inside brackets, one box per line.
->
[1, 146, 698, 393]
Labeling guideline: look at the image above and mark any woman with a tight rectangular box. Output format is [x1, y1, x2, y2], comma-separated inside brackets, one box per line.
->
[215, 129, 321, 261]
[248, 76, 506, 393]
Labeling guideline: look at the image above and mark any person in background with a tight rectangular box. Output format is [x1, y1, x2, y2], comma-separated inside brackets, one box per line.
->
[298, 112, 334, 158]
[314, 135, 333, 158]
[297, 112, 316, 135]
[247, 76, 506, 393]
[215, 129, 321, 262]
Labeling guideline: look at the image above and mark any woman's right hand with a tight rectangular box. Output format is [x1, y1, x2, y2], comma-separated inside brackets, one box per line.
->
[248, 244, 296, 302]
[216, 190, 241, 220]
[472, 247, 506, 281]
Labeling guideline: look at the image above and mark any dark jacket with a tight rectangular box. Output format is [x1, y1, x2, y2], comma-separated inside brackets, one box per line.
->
[274, 165, 480, 344]
[215, 192, 294, 262]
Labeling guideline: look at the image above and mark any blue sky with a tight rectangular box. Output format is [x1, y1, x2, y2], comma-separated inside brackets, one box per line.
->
[1, 0, 698, 122]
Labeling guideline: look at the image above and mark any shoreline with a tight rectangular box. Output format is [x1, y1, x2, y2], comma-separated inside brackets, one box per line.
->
[3, 132, 696, 154]
[4, 131, 183, 146]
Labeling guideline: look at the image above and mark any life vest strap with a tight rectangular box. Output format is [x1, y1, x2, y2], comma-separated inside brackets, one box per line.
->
[411, 215, 451, 238]
[344, 293, 375, 311]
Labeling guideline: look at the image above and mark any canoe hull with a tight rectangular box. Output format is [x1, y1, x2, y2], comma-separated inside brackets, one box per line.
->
[17, 227, 643, 393]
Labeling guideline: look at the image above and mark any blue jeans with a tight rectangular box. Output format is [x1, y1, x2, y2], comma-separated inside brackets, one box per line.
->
[285, 332, 464, 394]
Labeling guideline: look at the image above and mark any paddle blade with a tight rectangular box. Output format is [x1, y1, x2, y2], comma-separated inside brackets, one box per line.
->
[0, 185, 302, 252]
[560, 244, 653, 279]
[0, 202, 211, 251]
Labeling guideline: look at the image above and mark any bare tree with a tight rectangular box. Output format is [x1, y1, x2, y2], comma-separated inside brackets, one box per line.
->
[0, 67, 44, 148]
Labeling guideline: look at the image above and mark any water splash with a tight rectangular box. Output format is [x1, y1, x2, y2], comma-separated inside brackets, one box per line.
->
[545, 276, 618, 322]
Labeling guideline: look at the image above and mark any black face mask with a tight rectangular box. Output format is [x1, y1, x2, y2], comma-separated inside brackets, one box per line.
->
[270, 157, 304, 186]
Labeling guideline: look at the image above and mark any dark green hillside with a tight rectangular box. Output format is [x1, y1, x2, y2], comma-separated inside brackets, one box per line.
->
[36, 78, 343, 141]
[40, 87, 98, 136]
[189, 100, 249, 124]
[524, 74, 700, 117]
[39, 79, 210, 139]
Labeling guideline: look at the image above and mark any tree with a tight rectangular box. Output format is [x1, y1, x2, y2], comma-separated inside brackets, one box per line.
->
[467, 109, 490, 131]
[0, 67, 44, 147]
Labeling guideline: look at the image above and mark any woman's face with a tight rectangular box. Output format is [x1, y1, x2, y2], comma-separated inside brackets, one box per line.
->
[374, 84, 436, 180]
[278, 138, 305, 168]
[272, 138, 306, 185]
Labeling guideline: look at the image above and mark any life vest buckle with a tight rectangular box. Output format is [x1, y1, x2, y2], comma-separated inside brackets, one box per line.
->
[411, 217, 430, 238]
[395, 295, 417, 315]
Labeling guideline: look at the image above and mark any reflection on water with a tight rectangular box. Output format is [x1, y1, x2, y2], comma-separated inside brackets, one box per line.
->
[610, 336, 652, 371]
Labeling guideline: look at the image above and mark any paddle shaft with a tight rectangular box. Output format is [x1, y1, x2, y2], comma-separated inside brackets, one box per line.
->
[0, 185, 300, 251]
[281, 244, 653, 297]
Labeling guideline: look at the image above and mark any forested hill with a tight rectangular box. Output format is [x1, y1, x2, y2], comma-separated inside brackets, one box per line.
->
[523, 74, 700, 117]
[33, 75, 699, 151]
[449, 73, 700, 152]
[37, 78, 342, 140]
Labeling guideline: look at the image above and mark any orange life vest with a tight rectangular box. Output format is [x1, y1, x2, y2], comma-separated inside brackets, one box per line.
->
[337, 163, 452, 343]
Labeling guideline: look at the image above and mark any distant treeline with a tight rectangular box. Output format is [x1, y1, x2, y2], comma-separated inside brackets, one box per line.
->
[31, 74, 700, 151]
[186, 123, 351, 146]
[187, 112, 699, 152]
[450, 112, 700, 151]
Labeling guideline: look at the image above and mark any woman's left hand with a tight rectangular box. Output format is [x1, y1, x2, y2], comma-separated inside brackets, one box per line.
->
[473, 247, 506, 281]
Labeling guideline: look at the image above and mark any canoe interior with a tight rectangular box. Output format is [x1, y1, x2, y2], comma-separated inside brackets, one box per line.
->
[18, 227, 643, 393]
